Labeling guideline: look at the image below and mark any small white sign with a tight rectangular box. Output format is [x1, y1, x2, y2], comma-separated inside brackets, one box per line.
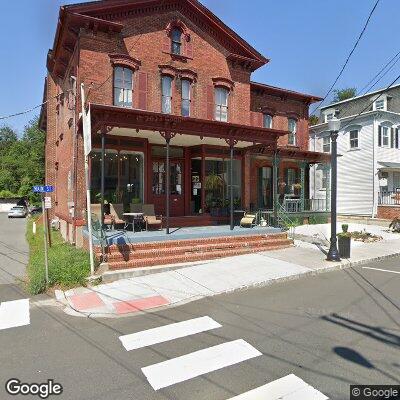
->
[44, 197, 52, 209]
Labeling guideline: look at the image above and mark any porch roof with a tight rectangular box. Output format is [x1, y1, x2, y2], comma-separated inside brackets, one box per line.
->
[87, 104, 288, 146]
[248, 144, 331, 163]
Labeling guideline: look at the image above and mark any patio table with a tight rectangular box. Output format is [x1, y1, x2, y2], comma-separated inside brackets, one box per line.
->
[123, 212, 144, 232]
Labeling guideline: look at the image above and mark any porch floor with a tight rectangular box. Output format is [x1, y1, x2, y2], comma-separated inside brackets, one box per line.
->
[84, 225, 281, 246]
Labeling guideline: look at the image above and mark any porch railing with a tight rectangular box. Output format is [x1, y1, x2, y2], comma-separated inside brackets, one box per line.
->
[283, 198, 329, 213]
[378, 191, 400, 206]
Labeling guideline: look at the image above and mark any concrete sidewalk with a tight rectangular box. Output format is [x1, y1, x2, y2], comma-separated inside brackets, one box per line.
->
[58, 231, 400, 318]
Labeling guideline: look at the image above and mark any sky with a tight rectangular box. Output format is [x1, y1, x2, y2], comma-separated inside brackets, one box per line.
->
[0, 0, 399, 134]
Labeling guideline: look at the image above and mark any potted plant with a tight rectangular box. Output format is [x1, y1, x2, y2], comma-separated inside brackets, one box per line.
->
[337, 224, 351, 258]
[205, 174, 224, 216]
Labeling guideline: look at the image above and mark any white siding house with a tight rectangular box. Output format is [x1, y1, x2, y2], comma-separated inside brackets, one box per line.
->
[310, 111, 400, 217]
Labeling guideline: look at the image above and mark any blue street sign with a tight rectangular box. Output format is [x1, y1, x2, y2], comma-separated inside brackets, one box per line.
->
[33, 185, 54, 193]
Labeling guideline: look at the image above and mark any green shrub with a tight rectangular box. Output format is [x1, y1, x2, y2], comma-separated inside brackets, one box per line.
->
[26, 218, 91, 294]
[309, 215, 328, 225]
[0, 190, 19, 198]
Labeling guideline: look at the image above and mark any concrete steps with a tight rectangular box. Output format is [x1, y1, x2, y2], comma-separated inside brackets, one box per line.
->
[96, 233, 293, 270]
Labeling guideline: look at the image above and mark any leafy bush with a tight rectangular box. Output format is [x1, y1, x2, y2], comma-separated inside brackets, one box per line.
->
[309, 215, 328, 225]
[0, 190, 19, 198]
[26, 218, 91, 294]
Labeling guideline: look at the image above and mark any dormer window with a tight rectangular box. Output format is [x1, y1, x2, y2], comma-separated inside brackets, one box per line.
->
[171, 28, 182, 55]
[374, 98, 386, 111]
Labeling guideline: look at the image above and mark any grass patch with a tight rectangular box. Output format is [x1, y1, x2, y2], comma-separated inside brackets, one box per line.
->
[309, 215, 329, 225]
[26, 217, 91, 294]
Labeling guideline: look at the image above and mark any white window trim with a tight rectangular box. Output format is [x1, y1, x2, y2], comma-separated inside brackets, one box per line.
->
[322, 135, 331, 153]
[288, 118, 297, 146]
[373, 95, 387, 111]
[349, 129, 360, 150]
[381, 125, 390, 148]
[324, 108, 336, 123]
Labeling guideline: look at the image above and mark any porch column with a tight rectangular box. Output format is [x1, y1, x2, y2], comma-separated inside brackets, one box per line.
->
[273, 152, 280, 226]
[160, 131, 176, 235]
[226, 139, 238, 230]
[100, 129, 106, 229]
[300, 161, 307, 212]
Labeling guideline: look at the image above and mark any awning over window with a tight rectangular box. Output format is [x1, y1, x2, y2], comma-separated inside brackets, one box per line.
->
[378, 161, 400, 170]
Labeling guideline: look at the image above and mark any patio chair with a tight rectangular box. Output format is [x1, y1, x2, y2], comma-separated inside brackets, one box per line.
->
[91, 204, 113, 229]
[109, 203, 126, 228]
[142, 204, 162, 231]
[240, 212, 256, 228]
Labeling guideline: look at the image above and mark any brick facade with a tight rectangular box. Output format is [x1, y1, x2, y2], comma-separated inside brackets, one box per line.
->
[376, 205, 400, 220]
[41, 0, 323, 243]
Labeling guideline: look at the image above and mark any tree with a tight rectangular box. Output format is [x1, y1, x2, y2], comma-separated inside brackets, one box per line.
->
[0, 117, 45, 202]
[309, 115, 319, 126]
[332, 88, 357, 103]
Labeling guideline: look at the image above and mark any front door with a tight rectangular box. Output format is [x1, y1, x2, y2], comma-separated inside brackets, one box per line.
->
[257, 166, 273, 209]
[151, 159, 185, 217]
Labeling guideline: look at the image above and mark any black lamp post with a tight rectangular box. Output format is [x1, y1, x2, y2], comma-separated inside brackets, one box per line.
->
[326, 117, 341, 261]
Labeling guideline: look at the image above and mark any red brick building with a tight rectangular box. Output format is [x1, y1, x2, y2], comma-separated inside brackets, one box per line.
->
[40, 0, 329, 245]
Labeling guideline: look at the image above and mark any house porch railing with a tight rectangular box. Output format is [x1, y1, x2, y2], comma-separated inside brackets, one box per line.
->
[378, 191, 400, 206]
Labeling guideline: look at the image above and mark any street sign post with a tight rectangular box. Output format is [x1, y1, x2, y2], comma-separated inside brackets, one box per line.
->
[33, 185, 54, 286]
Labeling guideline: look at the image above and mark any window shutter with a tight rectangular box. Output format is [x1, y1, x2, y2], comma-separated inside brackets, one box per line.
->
[378, 125, 382, 147]
[396, 128, 399, 149]
[185, 40, 193, 58]
[138, 71, 148, 110]
[391, 128, 395, 148]
[162, 36, 170, 53]
[206, 85, 214, 120]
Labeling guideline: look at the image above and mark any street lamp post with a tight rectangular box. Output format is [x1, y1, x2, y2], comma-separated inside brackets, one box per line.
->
[326, 117, 341, 262]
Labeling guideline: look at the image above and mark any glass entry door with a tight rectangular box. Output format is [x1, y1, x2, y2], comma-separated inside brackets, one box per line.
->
[258, 167, 273, 209]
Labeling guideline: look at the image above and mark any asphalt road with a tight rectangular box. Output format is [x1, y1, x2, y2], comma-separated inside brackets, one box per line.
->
[0, 215, 399, 400]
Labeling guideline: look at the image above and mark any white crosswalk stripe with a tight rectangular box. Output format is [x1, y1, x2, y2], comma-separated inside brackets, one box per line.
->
[120, 316, 328, 397]
[227, 374, 329, 400]
[0, 299, 30, 331]
[119, 316, 221, 351]
[142, 339, 262, 390]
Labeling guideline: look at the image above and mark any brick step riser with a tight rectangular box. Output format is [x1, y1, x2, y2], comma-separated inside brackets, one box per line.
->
[97, 233, 288, 253]
[102, 239, 292, 261]
[107, 243, 293, 270]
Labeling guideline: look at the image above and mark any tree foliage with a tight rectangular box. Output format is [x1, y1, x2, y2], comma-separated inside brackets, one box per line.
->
[332, 87, 357, 103]
[309, 115, 319, 126]
[0, 117, 45, 202]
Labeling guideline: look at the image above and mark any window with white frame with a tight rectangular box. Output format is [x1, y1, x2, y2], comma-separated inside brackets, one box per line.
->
[288, 118, 297, 145]
[215, 87, 229, 122]
[349, 130, 359, 149]
[113, 66, 133, 107]
[161, 75, 173, 114]
[374, 98, 386, 111]
[263, 114, 272, 129]
[321, 168, 329, 190]
[322, 136, 330, 153]
[181, 79, 191, 117]
[325, 113, 334, 122]
[381, 126, 389, 147]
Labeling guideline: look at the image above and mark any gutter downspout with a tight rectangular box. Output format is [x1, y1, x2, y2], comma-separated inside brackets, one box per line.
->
[71, 75, 78, 244]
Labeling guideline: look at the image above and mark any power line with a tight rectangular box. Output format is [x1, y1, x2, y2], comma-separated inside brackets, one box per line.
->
[310, 0, 381, 115]
[0, 91, 70, 122]
[341, 70, 400, 131]
[358, 50, 400, 95]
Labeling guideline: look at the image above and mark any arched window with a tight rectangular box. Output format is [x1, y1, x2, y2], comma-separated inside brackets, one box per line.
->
[113, 66, 133, 107]
[171, 28, 182, 55]
[263, 114, 272, 129]
[288, 118, 297, 145]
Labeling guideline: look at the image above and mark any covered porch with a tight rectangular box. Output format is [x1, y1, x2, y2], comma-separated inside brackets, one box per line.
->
[86, 104, 330, 232]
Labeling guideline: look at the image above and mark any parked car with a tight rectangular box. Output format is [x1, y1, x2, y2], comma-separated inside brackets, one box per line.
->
[8, 206, 28, 218]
